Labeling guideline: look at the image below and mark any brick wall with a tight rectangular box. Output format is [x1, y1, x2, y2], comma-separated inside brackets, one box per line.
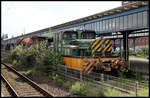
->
[111, 36, 149, 50]
[135, 37, 149, 46]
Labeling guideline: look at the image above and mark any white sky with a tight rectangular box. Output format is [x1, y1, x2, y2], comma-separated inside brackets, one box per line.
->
[2, 1, 121, 39]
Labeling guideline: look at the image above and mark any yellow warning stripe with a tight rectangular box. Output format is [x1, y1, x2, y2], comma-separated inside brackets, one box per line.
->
[107, 41, 112, 51]
[97, 46, 103, 52]
[83, 62, 90, 70]
[108, 46, 112, 51]
[105, 40, 109, 45]
[85, 62, 93, 71]
[99, 40, 109, 52]
[92, 40, 99, 48]
[103, 40, 111, 53]
[92, 40, 104, 54]
[87, 67, 93, 74]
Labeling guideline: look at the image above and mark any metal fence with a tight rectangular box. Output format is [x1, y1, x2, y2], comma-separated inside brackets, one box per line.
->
[56, 64, 149, 96]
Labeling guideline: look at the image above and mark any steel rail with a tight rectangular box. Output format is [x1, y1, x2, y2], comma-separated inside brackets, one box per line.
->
[1, 62, 54, 97]
[1, 74, 19, 97]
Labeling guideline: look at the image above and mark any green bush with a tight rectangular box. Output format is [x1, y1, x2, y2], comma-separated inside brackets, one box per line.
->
[25, 68, 35, 76]
[135, 45, 149, 59]
[118, 70, 126, 79]
[129, 87, 149, 97]
[63, 81, 72, 88]
[11, 45, 24, 60]
[104, 87, 123, 97]
[12, 59, 18, 65]
[51, 74, 59, 81]
[135, 72, 144, 82]
[3, 56, 11, 63]
[57, 78, 64, 85]
[129, 50, 136, 56]
[7, 40, 63, 79]
[69, 81, 100, 96]
[69, 81, 84, 95]
[138, 88, 149, 97]
[10, 45, 26, 67]
[37, 40, 62, 76]
[81, 82, 101, 96]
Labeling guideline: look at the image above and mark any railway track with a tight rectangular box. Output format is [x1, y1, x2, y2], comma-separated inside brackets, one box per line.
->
[1, 63, 53, 97]
[1, 74, 18, 97]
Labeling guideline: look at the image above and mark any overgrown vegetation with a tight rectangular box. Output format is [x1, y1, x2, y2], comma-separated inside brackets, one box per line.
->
[129, 45, 149, 59]
[4, 40, 63, 77]
[69, 81, 101, 96]
[112, 45, 149, 59]
[63, 81, 72, 88]
[68, 81, 126, 97]
[2, 41, 149, 97]
[103, 87, 123, 97]
[138, 87, 149, 97]
[129, 87, 149, 97]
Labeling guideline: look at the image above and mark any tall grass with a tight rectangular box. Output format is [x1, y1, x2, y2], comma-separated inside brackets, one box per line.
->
[129, 87, 149, 97]
[104, 87, 124, 97]
[69, 81, 102, 96]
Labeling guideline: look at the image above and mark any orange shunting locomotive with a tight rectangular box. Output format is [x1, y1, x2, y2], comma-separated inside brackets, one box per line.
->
[51, 30, 128, 74]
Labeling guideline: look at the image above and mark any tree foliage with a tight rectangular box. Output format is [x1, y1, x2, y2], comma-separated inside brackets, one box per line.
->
[8, 40, 63, 76]
[1, 33, 8, 40]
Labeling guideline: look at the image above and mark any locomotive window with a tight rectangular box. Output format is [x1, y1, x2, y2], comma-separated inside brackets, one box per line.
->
[64, 48, 70, 55]
[63, 33, 69, 39]
[79, 49, 89, 56]
[72, 33, 77, 39]
[82, 33, 87, 39]
[89, 33, 95, 39]
[63, 32, 76, 39]
[66, 48, 70, 55]
[82, 32, 95, 39]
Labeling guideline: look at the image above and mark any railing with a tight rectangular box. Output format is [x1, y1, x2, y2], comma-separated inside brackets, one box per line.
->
[56, 64, 149, 96]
